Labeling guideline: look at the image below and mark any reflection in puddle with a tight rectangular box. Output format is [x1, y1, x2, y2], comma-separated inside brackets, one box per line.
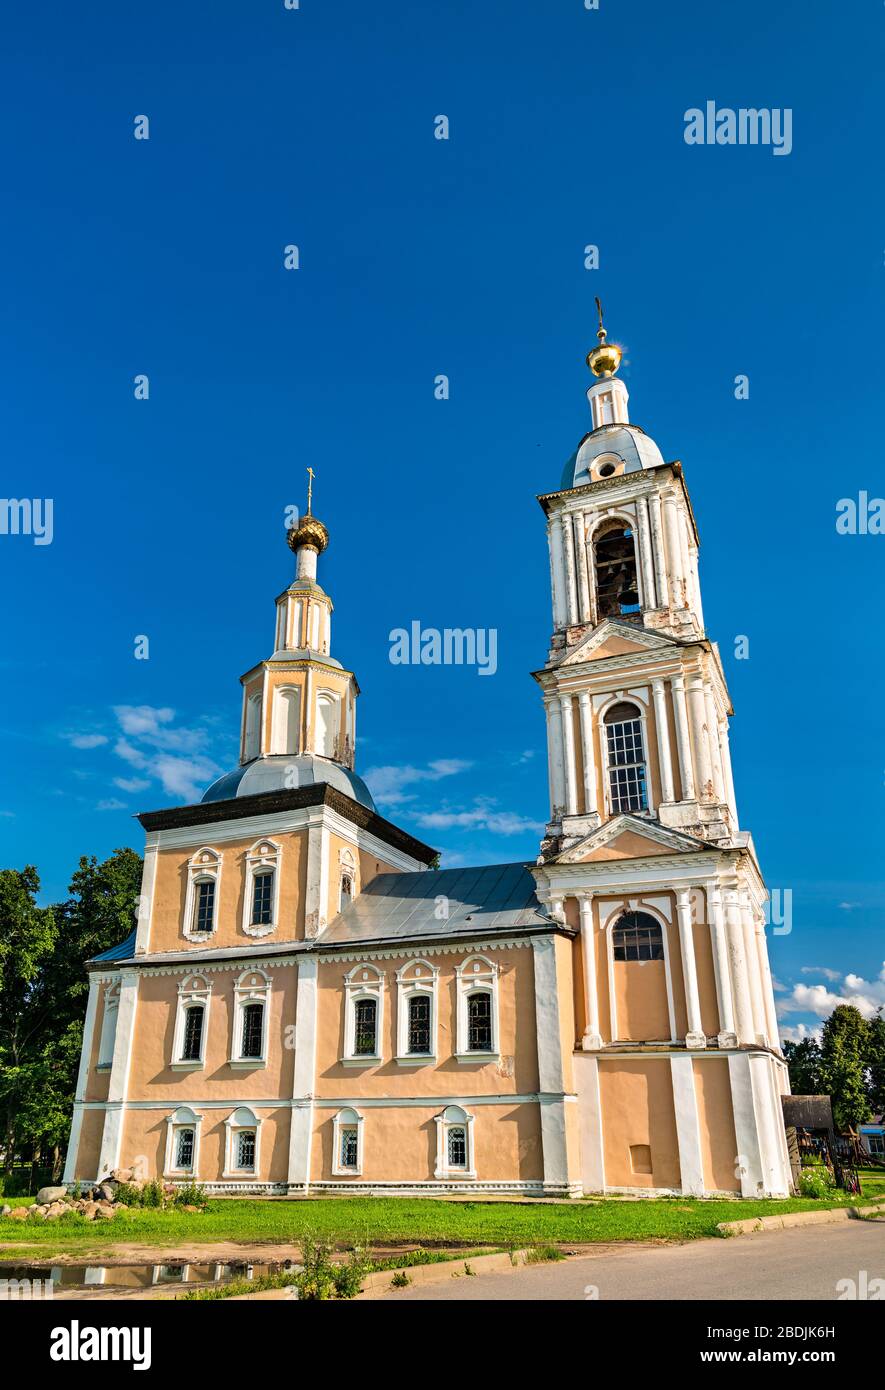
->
[0, 1260, 295, 1291]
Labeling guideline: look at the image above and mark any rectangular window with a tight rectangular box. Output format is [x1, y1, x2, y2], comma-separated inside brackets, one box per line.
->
[182, 1006, 204, 1061]
[237, 1130, 256, 1170]
[467, 992, 492, 1051]
[407, 995, 431, 1054]
[606, 717, 648, 812]
[447, 1127, 467, 1168]
[251, 871, 274, 927]
[175, 1128, 195, 1170]
[354, 999, 377, 1056]
[868, 1134, 885, 1157]
[241, 1003, 264, 1059]
[193, 879, 215, 933]
[340, 1127, 358, 1170]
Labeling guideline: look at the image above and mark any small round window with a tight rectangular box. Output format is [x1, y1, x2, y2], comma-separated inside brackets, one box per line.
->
[597, 462, 617, 478]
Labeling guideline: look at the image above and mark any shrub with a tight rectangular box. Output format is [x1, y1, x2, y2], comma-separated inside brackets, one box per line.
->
[390, 1270, 411, 1288]
[525, 1244, 565, 1264]
[798, 1167, 835, 1199]
[173, 1181, 207, 1208]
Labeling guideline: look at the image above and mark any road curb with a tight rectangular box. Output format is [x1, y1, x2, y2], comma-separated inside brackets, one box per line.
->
[224, 1249, 532, 1300]
[717, 1199, 885, 1238]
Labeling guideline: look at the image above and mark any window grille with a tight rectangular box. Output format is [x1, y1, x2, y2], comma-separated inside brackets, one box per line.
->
[612, 911, 664, 962]
[241, 1002, 264, 1058]
[251, 871, 274, 926]
[182, 1005, 204, 1061]
[604, 705, 648, 812]
[237, 1130, 256, 1170]
[447, 1127, 467, 1167]
[340, 1126, 358, 1169]
[467, 992, 492, 1051]
[407, 995, 431, 1054]
[354, 998, 377, 1056]
[192, 879, 215, 933]
[175, 1128, 195, 1169]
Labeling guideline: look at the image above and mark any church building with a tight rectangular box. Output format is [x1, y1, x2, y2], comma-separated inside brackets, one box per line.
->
[65, 318, 792, 1197]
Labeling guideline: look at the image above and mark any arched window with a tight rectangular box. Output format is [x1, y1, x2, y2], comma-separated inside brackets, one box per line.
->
[340, 874, 354, 908]
[343, 963, 385, 1063]
[434, 1104, 476, 1179]
[241, 1003, 264, 1059]
[467, 992, 493, 1052]
[454, 956, 499, 1060]
[271, 686, 300, 756]
[183, 848, 222, 942]
[231, 970, 270, 1067]
[594, 522, 640, 618]
[603, 701, 648, 813]
[612, 911, 664, 962]
[242, 840, 281, 938]
[165, 1105, 202, 1177]
[192, 878, 215, 933]
[332, 1106, 364, 1176]
[223, 1105, 261, 1178]
[354, 998, 377, 1056]
[182, 1005, 204, 1062]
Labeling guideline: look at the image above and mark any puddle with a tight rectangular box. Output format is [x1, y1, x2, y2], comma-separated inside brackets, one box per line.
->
[0, 1260, 295, 1291]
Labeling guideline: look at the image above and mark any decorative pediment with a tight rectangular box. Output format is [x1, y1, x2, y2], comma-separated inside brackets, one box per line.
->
[558, 619, 679, 667]
[554, 814, 708, 864]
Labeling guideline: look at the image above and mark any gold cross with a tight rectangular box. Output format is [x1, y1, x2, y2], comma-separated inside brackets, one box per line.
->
[595, 296, 606, 340]
[306, 466, 315, 514]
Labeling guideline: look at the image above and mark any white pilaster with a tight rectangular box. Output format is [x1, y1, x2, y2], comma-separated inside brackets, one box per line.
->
[63, 975, 102, 1183]
[548, 517, 567, 630]
[670, 1055, 705, 1195]
[651, 679, 675, 804]
[647, 492, 667, 609]
[675, 888, 705, 1046]
[575, 1055, 606, 1194]
[757, 921, 782, 1053]
[686, 673, 714, 801]
[663, 493, 685, 610]
[134, 842, 158, 955]
[725, 888, 755, 1044]
[704, 682, 726, 802]
[728, 1052, 766, 1197]
[719, 720, 739, 824]
[671, 674, 695, 801]
[287, 954, 319, 1191]
[708, 887, 737, 1046]
[577, 691, 598, 818]
[97, 968, 139, 1179]
[546, 696, 566, 819]
[579, 894, 602, 1050]
[532, 937, 574, 1191]
[741, 900, 768, 1046]
[748, 1053, 791, 1196]
[575, 513, 591, 622]
[636, 495, 658, 609]
[562, 512, 579, 626]
[559, 694, 579, 816]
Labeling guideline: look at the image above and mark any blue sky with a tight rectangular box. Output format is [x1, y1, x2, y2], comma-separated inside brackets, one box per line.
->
[1, 0, 883, 1039]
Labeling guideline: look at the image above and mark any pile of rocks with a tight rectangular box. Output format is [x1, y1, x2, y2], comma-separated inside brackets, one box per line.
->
[0, 1184, 123, 1222]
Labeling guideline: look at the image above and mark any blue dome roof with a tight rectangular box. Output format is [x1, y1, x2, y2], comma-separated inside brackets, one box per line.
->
[201, 755, 376, 811]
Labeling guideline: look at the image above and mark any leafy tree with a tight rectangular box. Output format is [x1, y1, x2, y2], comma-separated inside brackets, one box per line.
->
[866, 1010, 885, 1118]
[783, 1036, 822, 1095]
[0, 866, 57, 1173]
[818, 1005, 871, 1132]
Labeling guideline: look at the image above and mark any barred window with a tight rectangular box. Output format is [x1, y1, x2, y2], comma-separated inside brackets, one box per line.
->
[237, 1129, 256, 1170]
[192, 879, 215, 933]
[354, 998, 377, 1056]
[251, 871, 274, 927]
[340, 1126, 358, 1169]
[447, 1127, 467, 1168]
[407, 995, 431, 1055]
[175, 1128, 195, 1169]
[182, 1005, 204, 1062]
[604, 702, 648, 813]
[241, 1002, 264, 1058]
[467, 992, 492, 1051]
[612, 911, 664, 962]
[594, 523, 640, 618]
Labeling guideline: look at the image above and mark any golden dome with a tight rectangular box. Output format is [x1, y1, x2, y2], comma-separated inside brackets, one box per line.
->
[287, 513, 329, 555]
[586, 295, 623, 377]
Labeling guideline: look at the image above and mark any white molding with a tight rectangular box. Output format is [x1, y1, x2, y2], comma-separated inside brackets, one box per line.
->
[182, 847, 222, 944]
[670, 1054, 705, 1195]
[394, 957, 438, 1063]
[134, 844, 158, 955]
[434, 1104, 476, 1180]
[229, 968, 271, 1067]
[454, 954, 500, 1059]
[287, 956, 319, 1190]
[343, 962, 385, 1062]
[97, 969, 140, 1179]
[171, 972, 211, 1070]
[331, 1106, 364, 1176]
[223, 1105, 262, 1179]
[241, 837, 282, 939]
[164, 1105, 202, 1178]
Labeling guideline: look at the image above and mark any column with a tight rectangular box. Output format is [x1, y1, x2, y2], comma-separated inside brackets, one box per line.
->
[728, 1053, 766, 1197]
[675, 888, 705, 1046]
[651, 679, 675, 803]
[741, 899, 768, 1045]
[549, 516, 567, 630]
[562, 512, 579, 627]
[663, 493, 686, 610]
[97, 968, 139, 1180]
[704, 682, 726, 802]
[134, 843, 158, 955]
[559, 694, 579, 816]
[636, 496, 658, 610]
[686, 673, 713, 800]
[719, 720, 739, 823]
[648, 492, 667, 609]
[579, 895, 602, 1050]
[63, 975, 101, 1183]
[545, 696, 566, 818]
[708, 887, 737, 1044]
[577, 691, 598, 818]
[671, 1055, 706, 1195]
[531, 937, 575, 1192]
[725, 888, 755, 1044]
[688, 545, 704, 629]
[575, 512, 591, 622]
[671, 674, 695, 801]
[287, 955, 319, 1191]
[757, 920, 781, 1053]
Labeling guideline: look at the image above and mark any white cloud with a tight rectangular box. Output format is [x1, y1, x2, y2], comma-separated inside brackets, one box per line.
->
[113, 705, 175, 738]
[839, 902, 862, 911]
[777, 963, 885, 1022]
[110, 709, 221, 802]
[113, 777, 150, 793]
[66, 733, 109, 749]
[363, 759, 472, 807]
[800, 966, 842, 981]
[416, 802, 545, 836]
[779, 1022, 823, 1045]
[96, 797, 126, 812]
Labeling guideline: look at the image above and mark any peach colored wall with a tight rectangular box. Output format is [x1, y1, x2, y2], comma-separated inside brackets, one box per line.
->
[311, 1102, 543, 1184]
[584, 830, 672, 862]
[125, 965, 297, 1102]
[554, 933, 577, 1089]
[598, 1059, 680, 1189]
[313, 946, 539, 1100]
[83, 982, 113, 1103]
[692, 890, 721, 1037]
[118, 1106, 291, 1184]
[693, 1059, 740, 1192]
[148, 828, 308, 953]
[613, 961, 671, 1041]
[74, 1108, 106, 1179]
[325, 834, 403, 924]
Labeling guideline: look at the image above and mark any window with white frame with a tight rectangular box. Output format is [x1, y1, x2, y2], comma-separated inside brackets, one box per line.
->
[164, 1105, 202, 1177]
[230, 969, 270, 1067]
[395, 959, 438, 1062]
[223, 1105, 261, 1177]
[434, 1104, 476, 1179]
[603, 701, 648, 813]
[332, 1106, 364, 1176]
[454, 955, 500, 1060]
[171, 974, 211, 1070]
[242, 839, 281, 938]
[182, 848, 222, 942]
[612, 911, 664, 961]
[343, 963, 384, 1063]
[338, 846, 358, 911]
[96, 980, 120, 1069]
[866, 1133, 885, 1157]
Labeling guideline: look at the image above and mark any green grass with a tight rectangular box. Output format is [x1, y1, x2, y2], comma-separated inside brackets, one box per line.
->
[1, 1181, 883, 1260]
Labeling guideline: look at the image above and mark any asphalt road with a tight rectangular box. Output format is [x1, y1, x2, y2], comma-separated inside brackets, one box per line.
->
[375, 1220, 885, 1301]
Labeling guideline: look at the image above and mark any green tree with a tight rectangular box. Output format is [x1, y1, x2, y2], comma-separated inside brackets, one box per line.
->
[782, 1036, 822, 1095]
[818, 1004, 871, 1132]
[0, 866, 57, 1174]
[866, 1010, 885, 1118]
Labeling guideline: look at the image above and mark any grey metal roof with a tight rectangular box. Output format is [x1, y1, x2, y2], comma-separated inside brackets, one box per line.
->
[321, 862, 552, 946]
